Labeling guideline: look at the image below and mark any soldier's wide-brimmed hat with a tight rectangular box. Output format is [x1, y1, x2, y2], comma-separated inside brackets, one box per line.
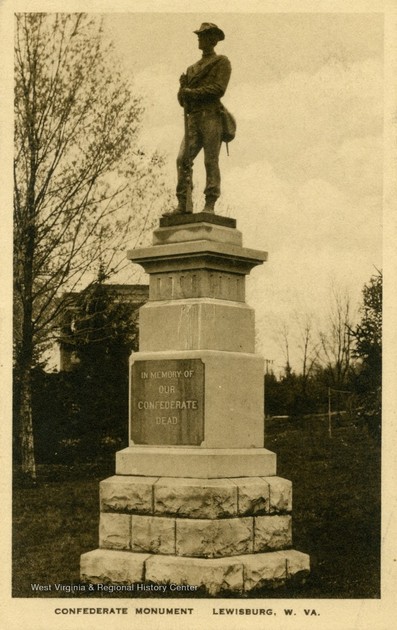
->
[194, 22, 225, 41]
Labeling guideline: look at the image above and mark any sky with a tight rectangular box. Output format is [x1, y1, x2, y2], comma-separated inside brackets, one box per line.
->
[103, 12, 383, 372]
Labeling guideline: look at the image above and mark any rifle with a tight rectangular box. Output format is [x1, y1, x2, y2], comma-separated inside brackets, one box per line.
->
[183, 103, 193, 213]
[179, 72, 193, 213]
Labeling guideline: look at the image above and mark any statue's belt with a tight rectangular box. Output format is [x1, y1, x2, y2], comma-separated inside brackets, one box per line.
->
[187, 101, 222, 114]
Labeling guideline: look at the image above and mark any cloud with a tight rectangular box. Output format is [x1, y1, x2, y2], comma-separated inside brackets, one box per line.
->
[294, 134, 383, 198]
[334, 135, 383, 196]
[222, 159, 381, 254]
[224, 58, 383, 192]
[296, 178, 381, 254]
[134, 64, 182, 159]
[229, 58, 382, 136]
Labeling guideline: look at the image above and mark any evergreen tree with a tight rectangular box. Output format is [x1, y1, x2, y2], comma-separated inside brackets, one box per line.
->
[351, 270, 382, 438]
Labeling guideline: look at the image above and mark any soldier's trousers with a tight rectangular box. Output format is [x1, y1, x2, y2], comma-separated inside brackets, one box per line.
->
[176, 107, 223, 202]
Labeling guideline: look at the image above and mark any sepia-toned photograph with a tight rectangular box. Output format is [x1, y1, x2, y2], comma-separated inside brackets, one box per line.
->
[2, 1, 396, 629]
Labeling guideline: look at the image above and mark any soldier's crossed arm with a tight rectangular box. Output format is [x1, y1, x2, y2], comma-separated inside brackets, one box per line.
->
[186, 56, 231, 99]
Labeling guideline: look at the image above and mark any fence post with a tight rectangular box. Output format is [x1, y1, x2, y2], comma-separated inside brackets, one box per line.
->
[328, 387, 332, 439]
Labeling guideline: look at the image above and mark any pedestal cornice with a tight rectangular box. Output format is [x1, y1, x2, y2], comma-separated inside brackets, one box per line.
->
[127, 239, 268, 276]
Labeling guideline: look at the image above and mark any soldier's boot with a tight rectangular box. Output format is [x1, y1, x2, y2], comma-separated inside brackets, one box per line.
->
[162, 197, 186, 217]
[173, 197, 186, 214]
[203, 196, 217, 214]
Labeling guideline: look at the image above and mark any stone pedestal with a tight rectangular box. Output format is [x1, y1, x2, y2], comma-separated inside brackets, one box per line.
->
[80, 213, 310, 594]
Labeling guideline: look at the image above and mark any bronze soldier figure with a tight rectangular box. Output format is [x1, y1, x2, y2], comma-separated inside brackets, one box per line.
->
[168, 23, 231, 215]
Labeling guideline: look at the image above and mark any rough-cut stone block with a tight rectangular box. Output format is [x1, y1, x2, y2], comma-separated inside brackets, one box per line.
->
[145, 554, 244, 596]
[284, 549, 311, 579]
[99, 513, 130, 550]
[234, 477, 270, 515]
[176, 517, 253, 558]
[254, 515, 292, 552]
[130, 515, 175, 554]
[80, 549, 150, 584]
[100, 475, 158, 513]
[154, 478, 238, 518]
[81, 548, 310, 594]
[243, 551, 288, 591]
[264, 476, 293, 513]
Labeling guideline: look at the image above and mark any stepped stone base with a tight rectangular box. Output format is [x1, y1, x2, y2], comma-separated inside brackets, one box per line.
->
[100, 474, 292, 517]
[81, 548, 310, 595]
[99, 512, 293, 557]
[80, 473, 309, 594]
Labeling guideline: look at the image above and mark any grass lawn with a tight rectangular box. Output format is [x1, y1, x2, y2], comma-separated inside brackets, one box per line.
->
[12, 420, 380, 599]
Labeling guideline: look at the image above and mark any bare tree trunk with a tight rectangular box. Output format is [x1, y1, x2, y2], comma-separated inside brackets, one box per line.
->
[18, 359, 37, 482]
[14, 311, 37, 482]
[15, 161, 37, 482]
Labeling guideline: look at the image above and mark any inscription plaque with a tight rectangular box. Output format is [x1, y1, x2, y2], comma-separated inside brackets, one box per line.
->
[130, 359, 205, 445]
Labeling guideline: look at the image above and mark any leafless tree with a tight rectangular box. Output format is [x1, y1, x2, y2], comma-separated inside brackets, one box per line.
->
[319, 286, 356, 389]
[273, 320, 292, 377]
[14, 13, 170, 481]
[294, 311, 320, 384]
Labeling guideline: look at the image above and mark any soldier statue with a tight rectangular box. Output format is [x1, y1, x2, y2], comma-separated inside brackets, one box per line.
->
[165, 23, 232, 216]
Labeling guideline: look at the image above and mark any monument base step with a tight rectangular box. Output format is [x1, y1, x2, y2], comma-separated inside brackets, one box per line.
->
[80, 548, 310, 595]
[116, 446, 277, 478]
[100, 474, 292, 518]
